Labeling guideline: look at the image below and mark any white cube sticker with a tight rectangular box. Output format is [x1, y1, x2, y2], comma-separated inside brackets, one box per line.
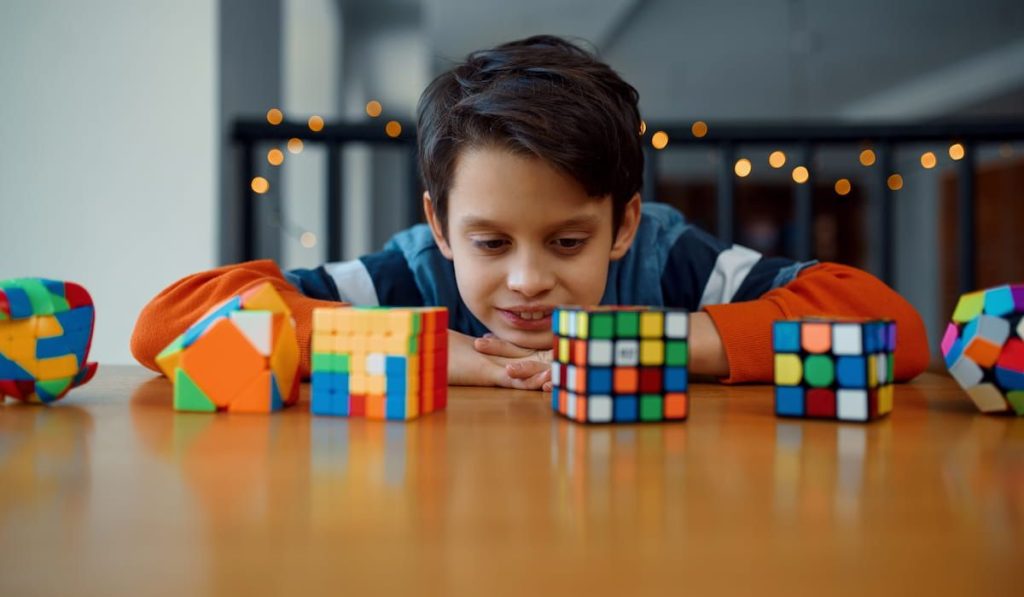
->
[614, 340, 640, 367]
[837, 389, 868, 421]
[589, 340, 613, 366]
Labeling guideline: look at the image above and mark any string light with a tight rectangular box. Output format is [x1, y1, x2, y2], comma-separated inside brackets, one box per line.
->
[887, 174, 903, 190]
[266, 108, 283, 125]
[949, 143, 965, 160]
[300, 232, 317, 248]
[792, 166, 809, 184]
[651, 131, 669, 150]
[267, 148, 284, 166]
[251, 177, 269, 194]
[639, 120, 647, 136]
[308, 115, 324, 132]
[859, 149, 876, 167]
[385, 120, 402, 138]
[365, 100, 383, 118]
[691, 121, 708, 138]
[287, 138, 304, 154]
[768, 151, 786, 168]
[920, 151, 937, 169]
[834, 178, 851, 196]
[734, 158, 752, 177]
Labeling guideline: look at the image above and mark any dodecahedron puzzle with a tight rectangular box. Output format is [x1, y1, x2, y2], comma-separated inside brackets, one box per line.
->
[941, 284, 1024, 415]
[773, 318, 896, 421]
[0, 278, 98, 404]
[156, 282, 300, 413]
[310, 306, 448, 420]
[551, 306, 689, 424]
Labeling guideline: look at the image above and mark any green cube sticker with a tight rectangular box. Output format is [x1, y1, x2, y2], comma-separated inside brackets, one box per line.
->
[640, 394, 663, 421]
[666, 340, 688, 366]
[591, 313, 614, 338]
[615, 311, 639, 337]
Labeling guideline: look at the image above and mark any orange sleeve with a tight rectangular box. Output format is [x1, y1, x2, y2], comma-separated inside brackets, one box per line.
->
[703, 262, 929, 384]
[130, 260, 345, 379]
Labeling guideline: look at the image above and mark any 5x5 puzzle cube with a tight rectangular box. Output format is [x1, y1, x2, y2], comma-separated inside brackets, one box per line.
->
[0, 278, 98, 404]
[310, 306, 448, 421]
[774, 318, 896, 421]
[551, 306, 689, 424]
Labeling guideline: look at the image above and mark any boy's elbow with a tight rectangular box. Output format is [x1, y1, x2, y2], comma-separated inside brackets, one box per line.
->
[891, 295, 930, 382]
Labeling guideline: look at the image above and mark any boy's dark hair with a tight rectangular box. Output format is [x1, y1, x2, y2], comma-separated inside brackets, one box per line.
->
[417, 35, 643, 236]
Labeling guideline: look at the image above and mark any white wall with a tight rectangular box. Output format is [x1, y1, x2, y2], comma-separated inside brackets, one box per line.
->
[0, 1, 217, 365]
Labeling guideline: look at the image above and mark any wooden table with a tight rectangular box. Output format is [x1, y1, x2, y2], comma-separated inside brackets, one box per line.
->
[1, 366, 1021, 596]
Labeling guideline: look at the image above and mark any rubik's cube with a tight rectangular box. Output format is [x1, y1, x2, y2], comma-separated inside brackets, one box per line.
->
[0, 278, 98, 404]
[310, 306, 448, 420]
[155, 282, 300, 413]
[942, 284, 1024, 415]
[551, 306, 689, 424]
[773, 318, 896, 421]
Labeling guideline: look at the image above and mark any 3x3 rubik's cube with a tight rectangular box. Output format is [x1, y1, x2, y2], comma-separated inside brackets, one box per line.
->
[551, 306, 689, 423]
[0, 278, 98, 403]
[156, 283, 301, 413]
[773, 319, 896, 421]
[942, 284, 1024, 415]
[310, 306, 448, 420]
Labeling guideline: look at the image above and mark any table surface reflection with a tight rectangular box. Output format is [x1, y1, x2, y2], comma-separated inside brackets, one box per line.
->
[1, 366, 1022, 596]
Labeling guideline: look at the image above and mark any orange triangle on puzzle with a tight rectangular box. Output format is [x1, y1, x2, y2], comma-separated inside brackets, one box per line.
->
[181, 318, 267, 408]
[228, 369, 273, 413]
[241, 282, 291, 316]
[270, 314, 299, 405]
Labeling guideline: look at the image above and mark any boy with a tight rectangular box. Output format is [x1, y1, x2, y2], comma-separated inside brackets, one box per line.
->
[131, 35, 929, 389]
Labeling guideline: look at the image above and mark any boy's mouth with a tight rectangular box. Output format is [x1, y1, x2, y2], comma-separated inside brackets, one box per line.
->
[497, 307, 554, 331]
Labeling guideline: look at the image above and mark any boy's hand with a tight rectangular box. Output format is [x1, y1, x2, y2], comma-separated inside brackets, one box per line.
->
[472, 333, 554, 392]
[448, 330, 552, 391]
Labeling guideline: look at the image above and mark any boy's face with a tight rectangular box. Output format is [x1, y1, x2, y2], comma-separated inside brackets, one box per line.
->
[425, 146, 641, 350]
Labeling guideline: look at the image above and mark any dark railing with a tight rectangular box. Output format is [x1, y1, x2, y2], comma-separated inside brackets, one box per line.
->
[232, 119, 1024, 294]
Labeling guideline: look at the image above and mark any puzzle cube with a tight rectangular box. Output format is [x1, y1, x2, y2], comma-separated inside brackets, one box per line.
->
[156, 282, 300, 413]
[941, 284, 1024, 415]
[551, 306, 689, 424]
[0, 278, 98, 404]
[773, 318, 896, 421]
[310, 306, 448, 420]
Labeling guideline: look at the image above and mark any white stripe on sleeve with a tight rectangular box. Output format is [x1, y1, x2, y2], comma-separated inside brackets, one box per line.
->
[698, 245, 762, 308]
[323, 260, 380, 306]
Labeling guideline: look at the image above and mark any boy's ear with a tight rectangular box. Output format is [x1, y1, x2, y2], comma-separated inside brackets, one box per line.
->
[609, 193, 642, 260]
[423, 191, 454, 260]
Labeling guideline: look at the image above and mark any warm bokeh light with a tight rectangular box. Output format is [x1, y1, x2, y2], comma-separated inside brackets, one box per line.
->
[768, 150, 786, 168]
[792, 166, 809, 184]
[920, 151, 937, 169]
[639, 120, 647, 136]
[834, 178, 852, 196]
[251, 177, 269, 194]
[300, 232, 317, 248]
[859, 149, 876, 166]
[266, 108, 283, 125]
[999, 143, 1014, 158]
[287, 138, 304, 154]
[734, 158, 752, 177]
[385, 120, 402, 138]
[365, 100, 383, 118]
[308, 115, 324, 132]
[651, 131, 669, 150]
[948, 143, 965, 160]
[691, 121, 708, 138]
[887, 174, 903, 190]
[267, 148, 284, 166]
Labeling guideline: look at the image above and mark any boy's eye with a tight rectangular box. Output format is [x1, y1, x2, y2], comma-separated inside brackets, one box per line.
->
[553, 238, 586, 250]
[472, 239, 509, 251]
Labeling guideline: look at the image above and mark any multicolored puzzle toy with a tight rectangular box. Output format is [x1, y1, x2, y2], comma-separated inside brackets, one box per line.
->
[156, 282, 300, 413]
[0, 278, 98, 404]
[941, 284, 1024, 415]
[310, 306, 448, 420]
[551, 306, 689, 424]
[773, 318, 896, 421]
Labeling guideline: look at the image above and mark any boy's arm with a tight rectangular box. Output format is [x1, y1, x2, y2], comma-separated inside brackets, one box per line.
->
[702, 262, 929, 383]
[130, 259, 344, 378]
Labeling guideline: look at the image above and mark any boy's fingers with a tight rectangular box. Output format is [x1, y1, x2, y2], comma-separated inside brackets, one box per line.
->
[506, 360, 550, 379]
[498, 367, 551, 391]
[474, 336, 535, 358]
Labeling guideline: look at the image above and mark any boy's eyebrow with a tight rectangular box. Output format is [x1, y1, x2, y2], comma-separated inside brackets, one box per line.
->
[459, 214, 601, 230]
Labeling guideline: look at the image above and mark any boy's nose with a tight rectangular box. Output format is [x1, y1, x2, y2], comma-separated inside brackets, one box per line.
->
[506, 251, 555, 298]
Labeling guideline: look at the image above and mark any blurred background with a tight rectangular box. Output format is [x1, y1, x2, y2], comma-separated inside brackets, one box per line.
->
[1, 0, 1022, 365]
